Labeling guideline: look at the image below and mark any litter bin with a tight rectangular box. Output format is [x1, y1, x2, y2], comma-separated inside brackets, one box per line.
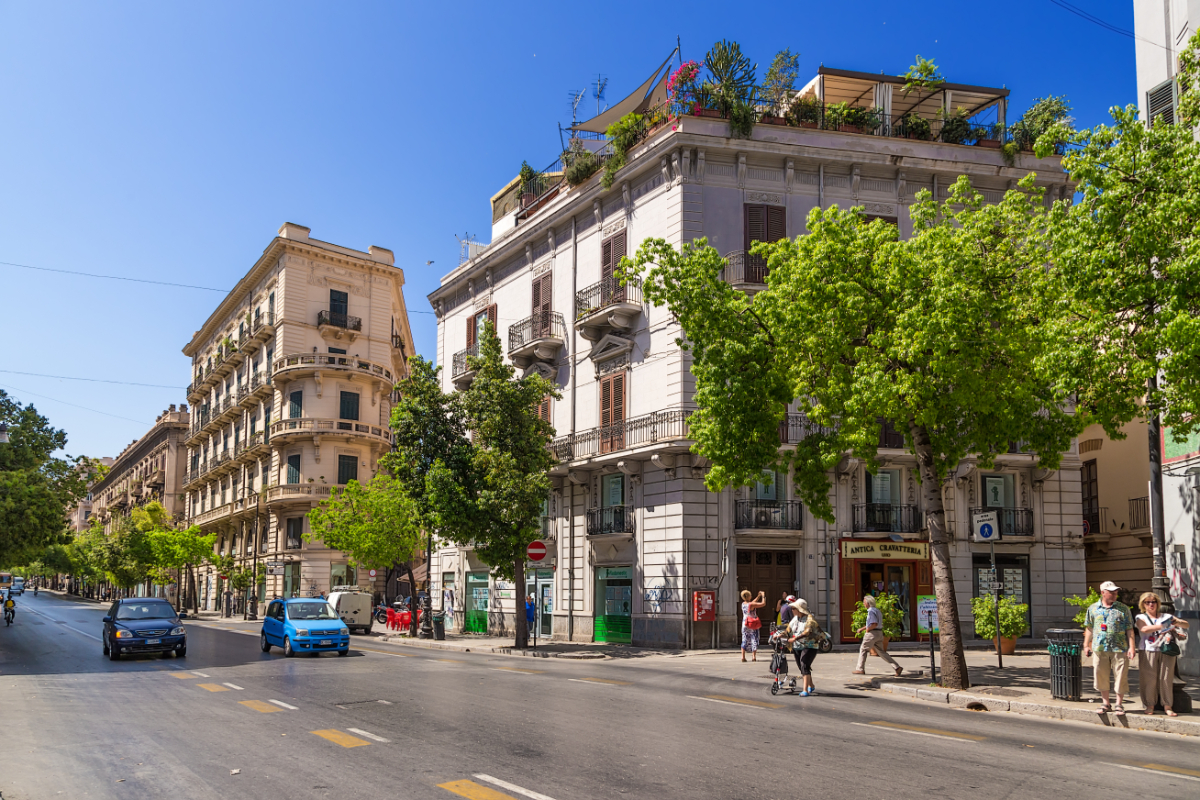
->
[1046, 628, 1084, 701]
[432, 613, 445, 641]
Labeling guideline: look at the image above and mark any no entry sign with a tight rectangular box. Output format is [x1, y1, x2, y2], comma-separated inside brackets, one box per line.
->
[526, 541, 547, 562]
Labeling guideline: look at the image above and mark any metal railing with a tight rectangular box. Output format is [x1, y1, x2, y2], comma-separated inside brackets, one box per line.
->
[722, 250, 769, 285]
[272, 353, 393, 383]
[234, 433, 264, 458]
[508, 311, 566, 351]
[586, 505, 636, 536]
[252, 310, 275, 333]
[575, 276, 643, 321]
[968, 506, 1035, 537]
[779, 413, 837, 445]
[392, 333, 405, 352]
[735, 499, 804, 530]
[1082, 506, 1108, 536]
[852, 503, 923, 533]
[551, 408, 693, 461]
[452, 344, 481, 379]
[269, 418, 392, 444]
[1129, 496, 1150, 530]
[317, 309, 362, 332]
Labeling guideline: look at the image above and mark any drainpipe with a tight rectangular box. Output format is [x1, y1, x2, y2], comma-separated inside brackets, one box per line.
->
[818, 165, 824, 209]
[569, 214, 578, 641]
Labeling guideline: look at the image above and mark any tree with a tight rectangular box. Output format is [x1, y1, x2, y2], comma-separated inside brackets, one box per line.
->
[761, 47, 800, 116]
[623, 177, 1083, 690]
[146, 521, 215, 612]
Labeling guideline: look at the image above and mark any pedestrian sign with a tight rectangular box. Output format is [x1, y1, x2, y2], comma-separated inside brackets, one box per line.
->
[972, 510, 1000, 543]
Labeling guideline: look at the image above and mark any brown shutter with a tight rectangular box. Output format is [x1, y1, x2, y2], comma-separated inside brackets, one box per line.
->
[466, 315, 476, 348]
[599, 371, 626, 453]
[600, 375, 612, 429]
[532, 273, 552, 336]
[766, 205, 786, 242]
[601, 237, 613, 281]
[602, 232, 628, 304]
[486, 304, 498, 339]
[538, 395, 551, 422]
[744, 204, 767, 249]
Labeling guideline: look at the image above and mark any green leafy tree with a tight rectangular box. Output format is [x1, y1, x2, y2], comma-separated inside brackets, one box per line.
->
[902, 55, 944, 94]
[623, 176, 1083, 690]
[762, 47, 800, 115]
[147, 522, 215, 612]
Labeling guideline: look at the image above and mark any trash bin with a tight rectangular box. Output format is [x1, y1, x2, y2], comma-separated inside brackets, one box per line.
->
[1046, 628, 1084, 701]
[432, 613, 445, 641]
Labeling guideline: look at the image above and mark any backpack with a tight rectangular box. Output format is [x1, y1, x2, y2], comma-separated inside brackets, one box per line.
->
[770, 651, 789, 675]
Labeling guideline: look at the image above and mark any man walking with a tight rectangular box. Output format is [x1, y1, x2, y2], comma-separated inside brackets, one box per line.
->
[852, 594, 902, 677]
[1083, 580, 1136, 715]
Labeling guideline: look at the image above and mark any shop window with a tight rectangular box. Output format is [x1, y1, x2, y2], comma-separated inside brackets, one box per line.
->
[330, 563, 356, 589]
[981, 473, 1016, 509]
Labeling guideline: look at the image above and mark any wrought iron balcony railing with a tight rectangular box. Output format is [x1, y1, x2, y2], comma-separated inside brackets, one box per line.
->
[575, 276, 643, 320]
[852, 503, 923, 533]
[722, 250, 769, 285]
[968, 507, 1035, 537]
[508, 311, 567, 351]
[550, 409, 692, 461]
[317, 309, 362, 332]
[586, 505, 636, 536]
[778, 413, 837, 445]
[735, 500, 804, 530]
[452, 344, 481, 378]
[1082, 506, 1108, 536]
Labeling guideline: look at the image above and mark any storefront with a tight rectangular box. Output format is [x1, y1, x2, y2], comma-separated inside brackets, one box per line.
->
[972, 552, 1031, 638]
[838, 539, 933, 643]
[735, 549, 798, 626]
[465, 571, 489, 633]
[525, 568, 553, 638]
[330, 563, 356, 591]
[283, 563, 301, 598]
[594, 566, 633, 643]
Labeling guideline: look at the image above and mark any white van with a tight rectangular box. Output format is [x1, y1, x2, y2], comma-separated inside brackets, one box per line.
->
[328, 587, 373, 634]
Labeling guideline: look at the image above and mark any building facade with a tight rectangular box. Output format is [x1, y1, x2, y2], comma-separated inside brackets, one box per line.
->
[182, 223, 415, 610]
[1134, 0, 1199, 125]
[89, 408, 189, 533]
[69, 456, 114, 532]
[427, 64, 1085, 648]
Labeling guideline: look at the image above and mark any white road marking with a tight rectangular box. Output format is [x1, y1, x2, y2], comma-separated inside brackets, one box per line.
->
[346, 728, 390, 743]
[268, 700, 298, 710]
[849, 722, 978, 743]
[222, 683, 245, 691]
[377, 700, 393, 705]
[23, 607, 101, 641]
[191, 671, 210, 678]
[473, 774, 559, 800]
[686, 695, 771, 709]
[1100, 763, 1200, 783]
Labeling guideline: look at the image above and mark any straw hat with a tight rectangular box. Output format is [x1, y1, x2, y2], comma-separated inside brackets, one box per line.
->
[790, 598, 809, 614]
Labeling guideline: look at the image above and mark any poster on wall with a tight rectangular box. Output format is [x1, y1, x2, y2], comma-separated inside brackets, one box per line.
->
[984, 476, 1006, 508]
[916, 595, 939, 633]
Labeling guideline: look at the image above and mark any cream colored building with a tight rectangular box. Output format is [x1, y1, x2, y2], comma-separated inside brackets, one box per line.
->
[90, 409, 189, 534]
[182, 223, 415, 610]
[69, 456, 115, 532]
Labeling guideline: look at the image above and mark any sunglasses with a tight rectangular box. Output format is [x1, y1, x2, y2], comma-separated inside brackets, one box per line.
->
[1145, 600, 1159, 605]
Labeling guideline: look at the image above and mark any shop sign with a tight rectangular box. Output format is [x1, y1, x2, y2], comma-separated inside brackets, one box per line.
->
[916, 595, 939, 633]
[840, 541, 929, 560]
[495, 590, 515, 599]
[597, 567, 632, 580]
[467, 573, 489, 583]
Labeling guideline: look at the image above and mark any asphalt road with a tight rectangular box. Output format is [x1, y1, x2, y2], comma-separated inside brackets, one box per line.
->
[1, 592, 1198, 800]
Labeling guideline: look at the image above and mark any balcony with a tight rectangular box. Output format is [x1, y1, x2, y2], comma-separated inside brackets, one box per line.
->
[551, 409, 692, 462]
[735, 500, 804, 531]
[586, 505, 636, 537]
[392, 332, 406, 354]
[272, 353, 394, 387]
[192, 502, 232, 528]
[968, 506, 1034, 537]
[145, 468, 166, 488]
[110, 490, 130, 510]
[1129, 496, 1150, 531]
[210, 450, 233, 474]
[269, 417, 392, 448]
[266, 484, 334, 507]
[451, 344, 480, 389]
[1082, 506, 1108, 537]
[317, 309, 362, 342]
[575, 277, 643, 342]
[722, 250, 769, 288]
[779, 413, 837, 445]
[234, 432, 268, 461]
[246, 370, 272, 401]
[508, 311, 566, 368]
[852, 503, 923, 533]
[250, 310, 275, 342]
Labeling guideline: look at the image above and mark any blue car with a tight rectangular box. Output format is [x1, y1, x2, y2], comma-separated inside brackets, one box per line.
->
[102, 598, 187, 660]
[260, 598, 350, 657]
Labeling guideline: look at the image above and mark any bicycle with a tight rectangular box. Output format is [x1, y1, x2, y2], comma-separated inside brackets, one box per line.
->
[4, 608, 14, 626]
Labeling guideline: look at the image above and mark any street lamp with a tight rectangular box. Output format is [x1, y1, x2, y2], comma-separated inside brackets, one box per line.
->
[419, 531, 434, 639]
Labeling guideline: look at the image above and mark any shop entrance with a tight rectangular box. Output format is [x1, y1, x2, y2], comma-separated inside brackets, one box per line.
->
[465, 571, 489, 633]
[525, 569, 553, 638]
[735, 549, 797, 627]
[838, 539, 932, 643]
[594, 566, 632, 643]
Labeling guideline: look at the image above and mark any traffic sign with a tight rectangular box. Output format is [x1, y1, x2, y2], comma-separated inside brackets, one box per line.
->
[972, 510, 1000, 543]
[368, 569, 377, 578]
[266, 561, 283, 567]
[526, 541, 547, 562]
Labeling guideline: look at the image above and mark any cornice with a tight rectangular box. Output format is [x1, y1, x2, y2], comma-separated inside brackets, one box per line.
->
[90, 421, 186, 494]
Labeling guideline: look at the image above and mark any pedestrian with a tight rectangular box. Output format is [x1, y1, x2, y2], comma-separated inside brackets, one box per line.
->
[787, 599, 819, 696]
[740, 589, 766, 662]
[525, 593, 536, 632]
[852, 595, 903, 677]
[1134, 592, 1189, 717]
[779, 594, 797, 628]
[1083, 580, 1136, 716]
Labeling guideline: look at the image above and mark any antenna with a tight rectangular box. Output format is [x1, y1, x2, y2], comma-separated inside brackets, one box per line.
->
[568, 88, 586, 126]
[593, 74, 608, 116]
[455, 233, 486, 266]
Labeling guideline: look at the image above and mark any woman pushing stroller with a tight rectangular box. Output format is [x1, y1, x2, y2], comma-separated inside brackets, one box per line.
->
[786, 599, 821, 696]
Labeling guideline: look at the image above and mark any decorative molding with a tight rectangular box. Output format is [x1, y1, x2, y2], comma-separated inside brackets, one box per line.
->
[602, 218, 627, 238]
[696, 150, 706, 185]
[785, 158, 795, 193]
[659, 156, 670, 186]
[681, 148, 691, 183]
[547, 228, 556, 255]
[307, 264, 367, 297]
[589, 333, 634, 366]
[670, 150, 681, 185]
[592, 199, 603, 229]
[897, 171, 907, 200]
[622, 181, 631, 210]
[862, 202, 897, 216]
[746, 191, 782, 205]
[596, 353, 630, 376]
[531, 259, 553, 278]
[472, 293, 493, 311]
[851, 165, 861, 200]
[525, 242, 533, 265]
[736, 152, 747, 188]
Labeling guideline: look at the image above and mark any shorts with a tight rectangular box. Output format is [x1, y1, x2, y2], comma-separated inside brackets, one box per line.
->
[795, 647, 817, 675]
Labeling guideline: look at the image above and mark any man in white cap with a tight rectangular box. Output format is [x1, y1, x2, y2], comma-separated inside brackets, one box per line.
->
[1083, 581, 1136, 715]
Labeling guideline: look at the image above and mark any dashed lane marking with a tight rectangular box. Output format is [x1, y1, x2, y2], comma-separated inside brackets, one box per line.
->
[491, 668, 545, 675]
[311, 729, 371, 748]
[239, 700, 281, 713]
[690, 694, 784, 710]
[435, 658, 467, 663]
[197, 683, 230, 693]
[438, 780, 518, 799]
[346, 727, 390, 743]
[567, 677, 631, 686]
[190, 671, 210, 677]
[268, 700, 298, 710]
[377, 700, 393, 705]
[852, 721, 984, 742]
[169, 672, 196, 679]
[473, 774, 560, 800]
[222, 683, 245, 691]
[1102, 763, 1200, 782]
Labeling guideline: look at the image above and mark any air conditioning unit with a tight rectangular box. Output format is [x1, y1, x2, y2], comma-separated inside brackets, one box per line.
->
[755, 510, 773, 527]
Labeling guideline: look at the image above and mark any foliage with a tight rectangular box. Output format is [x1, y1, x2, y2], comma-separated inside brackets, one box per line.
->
[786, 95, 822, 126]
[973, 123, 1004, 141]
[146, 523, 214, 585]
[562, 141, 599, 186]
[667, 60, 702, 116]
[827, 103, 881, 131]
[601, 112, 645, 189]
[518, 160, 539, 195]
[1008, 95, 1073, 152]
[938, 107, 972, 144]
[702, 39, 757, 113]
[761, 47, 800, 114]
[307, 474, 423, 577]
[902, 55, 945, 94]
[1064, 588, 1101, 626]
[900, 111, 932, 140]
[971, 594, 1030, 640]
[728, 99, 756, 138]
[850, 594, 904, 640]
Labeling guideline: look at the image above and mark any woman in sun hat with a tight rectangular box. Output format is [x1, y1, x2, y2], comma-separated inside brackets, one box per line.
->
[787, 599, 821, 696]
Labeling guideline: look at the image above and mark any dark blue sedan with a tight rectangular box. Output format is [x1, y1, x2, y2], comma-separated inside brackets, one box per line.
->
[102, 598, 186, 660]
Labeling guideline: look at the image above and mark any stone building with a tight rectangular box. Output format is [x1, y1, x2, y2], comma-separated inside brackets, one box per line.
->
[68, 456, 114, 532]
[426, 61, 1085, 648]
[90, 409, 189, 533]
[182, 223, 415, 610]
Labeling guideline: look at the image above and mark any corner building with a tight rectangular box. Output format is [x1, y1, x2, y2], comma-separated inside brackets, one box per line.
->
[183, 223, 415, 608]
[427, 64, 1086, 647]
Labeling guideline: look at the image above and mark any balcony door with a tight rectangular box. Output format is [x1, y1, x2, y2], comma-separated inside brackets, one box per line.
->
[532, 273, 552, 336]
[599, 372, 626, 453]
[466, 304, 497, 348]
[744, 204, 786, 283]
[865, 469, 901, 531]
[600, 231, 627, 304]
[329, 289, 348, 325]
[1080, 460, 1098, 533]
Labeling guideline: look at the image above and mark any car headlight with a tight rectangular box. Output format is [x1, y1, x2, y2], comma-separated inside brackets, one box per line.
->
[295, 629, 309, 637]
[339, 628, 349, 636]
[170, 627, 185, 636]
[114, 630, 134, 639]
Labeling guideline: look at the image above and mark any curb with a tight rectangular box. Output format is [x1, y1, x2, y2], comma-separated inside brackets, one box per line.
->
[373, 636, 609, 659]
[874, 680, 1200, 736]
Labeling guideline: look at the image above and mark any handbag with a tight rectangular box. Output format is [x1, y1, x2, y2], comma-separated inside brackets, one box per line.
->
[745, 612, 761, 630]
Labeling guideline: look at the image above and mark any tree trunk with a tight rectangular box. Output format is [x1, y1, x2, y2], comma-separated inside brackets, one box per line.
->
[514, 558, 528, 649]
[405, 562, 418, 637]
[909, 421, 970, 690]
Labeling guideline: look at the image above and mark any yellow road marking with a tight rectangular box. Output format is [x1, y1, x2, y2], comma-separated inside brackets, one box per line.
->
[1138, 763, 1200, 779]
[492, 667, 545, 674]
[353, 646, 412, 657]
[701, 694, 784, 709]
[438, 779, 517, 799]
[436, 658, 467, 663]
[169, 672, 195, 679]
[866, 721, 985, 741]
[573, 677, 631, 685]
[239, 700, 281, 713]
[311, 729, 371, 748]
[197, 683, 230, 692]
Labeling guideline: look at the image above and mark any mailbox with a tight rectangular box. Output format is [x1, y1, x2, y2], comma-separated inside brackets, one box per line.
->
[692, 590, 716, 622]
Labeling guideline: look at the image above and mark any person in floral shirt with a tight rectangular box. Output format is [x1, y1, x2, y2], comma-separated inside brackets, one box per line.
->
[1083, 581, 1136, 715]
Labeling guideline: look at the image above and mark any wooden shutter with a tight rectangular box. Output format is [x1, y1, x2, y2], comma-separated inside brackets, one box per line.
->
[766, 206, 786, 242]
[466, 316, 476, 348]
[486, 304, 498, 335]
[600, 372, 626, 453]
[744, 204, 767, 249]
[537, 396, 551, 422]
[532, 274, 552, 337]
[601, 232, 627, 304]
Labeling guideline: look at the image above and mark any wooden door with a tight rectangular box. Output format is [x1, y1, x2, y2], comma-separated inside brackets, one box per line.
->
[840, 553, 858, 642]
[532, 273, 552, 336]
[735, 550, 796, 631]
[601, 231, 627, 304]
[599, 372, 625, 453]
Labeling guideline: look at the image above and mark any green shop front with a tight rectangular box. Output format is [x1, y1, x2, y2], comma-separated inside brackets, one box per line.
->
[594, 566, 633, 643]
[464, 571, 489, 633]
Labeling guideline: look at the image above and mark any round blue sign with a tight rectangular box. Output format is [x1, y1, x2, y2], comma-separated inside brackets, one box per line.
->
[979, 522, 995, 539]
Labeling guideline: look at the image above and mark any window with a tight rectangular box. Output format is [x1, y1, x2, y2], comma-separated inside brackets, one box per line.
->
[601, 473, 624, 508]
[249, 414, 256, 436]
[1080, 460, 1098, 517]
[330, 289, 348, 316]
[600, 231, 628, 304]
[328, 347, 346, 355]
[866, 469, 900, 506]
[330, 563, 356, 589]
[286, 517, 303, 549]
[339, 391, 360, 421]
[755, 469, 782, 502]
[599, 372, 626, 453]
[337, 454, 358, 485]
[289, 391, 303, 419]
[287, 454, 301, 485]
[981, 473, 1015, 509]
[743, 204, 786, 282]
[268, 292, 275, 314]
[1147, 78, 1177, 126]
[532, 272, 553, 333]
[466, 304, 497, 348]
[537, 395, 551, 423]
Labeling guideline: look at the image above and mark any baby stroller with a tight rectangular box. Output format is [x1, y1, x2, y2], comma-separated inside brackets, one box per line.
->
[768, 623, 799, 696]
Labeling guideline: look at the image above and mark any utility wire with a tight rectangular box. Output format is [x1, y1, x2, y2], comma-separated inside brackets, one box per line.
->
[0, 369, 184, 390]
[1046, 0, 1171, 50]
[0, 382, 153, 427]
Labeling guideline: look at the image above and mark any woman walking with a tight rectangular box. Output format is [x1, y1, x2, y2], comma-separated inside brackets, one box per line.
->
[787, 599, 820, 696]
[1135, 592, 1189, 716]
[740, 589, 766, 662]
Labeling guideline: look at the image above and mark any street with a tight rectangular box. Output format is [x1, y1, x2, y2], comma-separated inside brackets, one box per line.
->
[0, 593, 1196, 799]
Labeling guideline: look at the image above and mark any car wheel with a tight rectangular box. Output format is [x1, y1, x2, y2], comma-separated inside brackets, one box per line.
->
[338, 648, 349, 657]
[260, 632, 271, 653]
[102, 639, 110, 656]
[175, 647, 186, 658]
[363, 624, 372, 635]
[107, 642, 120, 661]
[283, 636, 295, 658]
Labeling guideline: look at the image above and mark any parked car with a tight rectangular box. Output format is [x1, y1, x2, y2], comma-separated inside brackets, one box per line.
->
[102, 598, 186, 660]
[328, 588, 373, 634]
[260, 598, 350, 657]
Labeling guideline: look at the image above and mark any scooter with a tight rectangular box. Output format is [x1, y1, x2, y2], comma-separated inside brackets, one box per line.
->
[4, 607, 14, 626]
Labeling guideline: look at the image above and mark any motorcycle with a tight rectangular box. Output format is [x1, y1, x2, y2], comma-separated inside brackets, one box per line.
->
[4, 607, 14, 626]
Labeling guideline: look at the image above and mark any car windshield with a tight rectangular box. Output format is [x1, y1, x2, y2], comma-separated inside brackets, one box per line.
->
[116, 603, 176, 621]
[287, 602, 338, 621]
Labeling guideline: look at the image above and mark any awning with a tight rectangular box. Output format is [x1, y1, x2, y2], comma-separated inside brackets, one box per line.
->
[571, 48, 677, 133]
[409, 562, 428, 583]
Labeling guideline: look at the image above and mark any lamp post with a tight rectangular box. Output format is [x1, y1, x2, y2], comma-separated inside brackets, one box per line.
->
[247, 491, 261, 620]
[418, 531, 433, 639]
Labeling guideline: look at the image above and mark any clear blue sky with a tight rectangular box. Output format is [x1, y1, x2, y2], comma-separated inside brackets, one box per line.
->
[0, 0, 1138, 461]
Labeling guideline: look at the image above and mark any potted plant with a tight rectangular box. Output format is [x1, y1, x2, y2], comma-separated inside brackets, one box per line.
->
[601, 111, 647, 189]
[971, 594, 1029, 654]
[900, 111, 932, 140]
[667, 60, 702, 117]
[518, 161, 540, 207]
[939, 107, 972, 145]
[701, 39, 757, 138]
[787, 95, 822, 128]
[850, 593, 904, 651]
[760, 47, 799, 125]
[973, 122, 1003, 148]
[563, 141, 599, 187]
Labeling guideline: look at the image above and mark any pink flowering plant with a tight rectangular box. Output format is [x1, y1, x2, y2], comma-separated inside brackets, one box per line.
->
[667, 60, 702, 117]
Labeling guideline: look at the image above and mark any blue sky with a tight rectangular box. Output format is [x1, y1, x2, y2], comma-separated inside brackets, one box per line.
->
[0, 0, 1138, 460]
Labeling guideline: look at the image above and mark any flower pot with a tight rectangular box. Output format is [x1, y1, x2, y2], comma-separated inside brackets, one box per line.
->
[760, 115, 787, 126]
[994, 636, 1016, 655]
[975, 138, 1002, 149]
[798, 120, 819, 129]
[693, 108, 723, 119]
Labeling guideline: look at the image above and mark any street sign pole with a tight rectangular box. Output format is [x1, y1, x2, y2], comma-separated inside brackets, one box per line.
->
[992, 540, 1002, 669]
[928, 607, 937, 682]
